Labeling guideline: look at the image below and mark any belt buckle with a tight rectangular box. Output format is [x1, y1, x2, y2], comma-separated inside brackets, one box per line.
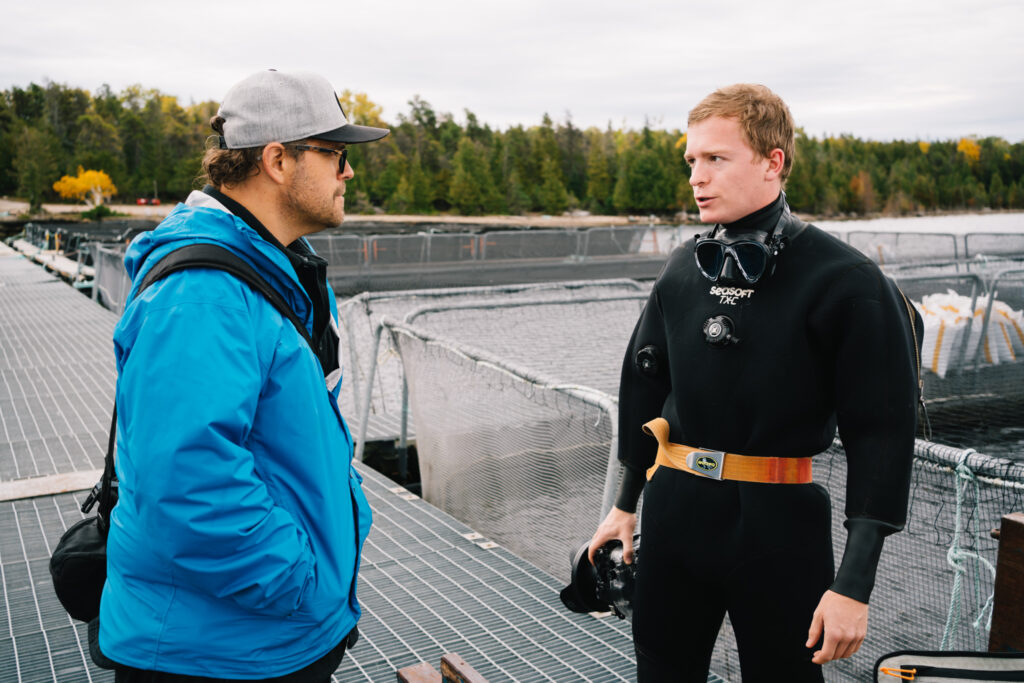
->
[686, 449, 725, 481]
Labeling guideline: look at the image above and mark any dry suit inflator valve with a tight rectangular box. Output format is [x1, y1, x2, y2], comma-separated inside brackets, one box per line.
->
[560, 536, 640, 620]
[703, 314, 739, 347]
[634, 345, 661, 377]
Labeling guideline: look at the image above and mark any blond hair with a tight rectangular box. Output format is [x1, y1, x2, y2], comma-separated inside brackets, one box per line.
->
[688, 84, 795, 181]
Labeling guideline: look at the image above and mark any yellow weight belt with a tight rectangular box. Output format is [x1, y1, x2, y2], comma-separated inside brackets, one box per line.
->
[643, 417, 813, 484]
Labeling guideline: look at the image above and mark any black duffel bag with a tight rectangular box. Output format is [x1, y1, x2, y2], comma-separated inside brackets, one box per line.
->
[49, 409, 118, 622]
[876, 650, 1024, 681]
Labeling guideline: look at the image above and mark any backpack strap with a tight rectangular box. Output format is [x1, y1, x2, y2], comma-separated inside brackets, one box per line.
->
[137, 243, 315, 348]
[89, 243, 316, 525]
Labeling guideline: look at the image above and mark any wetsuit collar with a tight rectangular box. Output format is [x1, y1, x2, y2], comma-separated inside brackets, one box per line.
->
[714, 192, 786, 238]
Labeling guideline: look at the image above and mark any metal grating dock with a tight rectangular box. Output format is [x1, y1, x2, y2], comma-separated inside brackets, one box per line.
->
[0, 244, 661, 681]
[1, 247, 115, 483]
[0, 466, 645, 682]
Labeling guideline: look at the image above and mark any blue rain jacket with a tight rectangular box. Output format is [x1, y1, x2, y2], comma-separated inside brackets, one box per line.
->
[100, 194, 372, 677]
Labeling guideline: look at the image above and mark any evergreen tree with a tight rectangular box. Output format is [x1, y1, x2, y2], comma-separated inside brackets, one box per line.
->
[556, 113, 586, 200]
[1007, 181, 1022, 210]
[912, 174, 937, 208]
[41, 82, 90, 164]
[785, 131, 819, 212]
[74, 111, 124, 180]
[538, 157, 569, 214]
[505, 169, 530, 215]
[373, 150, 406, 205]
[627, 147, 672, 213]
[0, 93, 16, 194]
[449, 137, 500, 215]
[405, 153, 433, 213]
[13, 124, 59, 212]
[989, 171, 1005, 209]
[612, 150, 633, 214]
[386, 175, 413, 214]
[502, 125, 536, 208]
[585, 133, 613, 211]
[403, 96, 438, 137]
[10, 84, 47, 123]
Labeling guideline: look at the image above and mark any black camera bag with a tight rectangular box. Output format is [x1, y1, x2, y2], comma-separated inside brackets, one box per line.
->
[49, 243, 316, 623]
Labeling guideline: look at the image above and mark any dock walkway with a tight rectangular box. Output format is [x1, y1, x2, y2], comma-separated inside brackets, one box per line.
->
[0, 243, 642, 682]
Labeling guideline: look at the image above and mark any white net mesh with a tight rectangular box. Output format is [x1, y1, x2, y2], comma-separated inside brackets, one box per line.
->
[391, 325, 618, 581]
[91, 244, 132, 314]
[887, 261, 1024, 460]
[337, 281, 648, 443]
[403, 296, 648, 395]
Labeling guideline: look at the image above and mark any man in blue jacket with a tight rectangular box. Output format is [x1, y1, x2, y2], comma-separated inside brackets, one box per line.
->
[100, 70, 388, 681]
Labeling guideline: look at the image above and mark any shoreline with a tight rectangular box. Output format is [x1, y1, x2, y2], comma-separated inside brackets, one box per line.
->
[2, 197, 1023, 230]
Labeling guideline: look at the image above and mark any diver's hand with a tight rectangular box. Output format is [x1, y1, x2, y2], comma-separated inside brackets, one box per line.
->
[587, 507, 637, 565]
[806, 590, 868, 664]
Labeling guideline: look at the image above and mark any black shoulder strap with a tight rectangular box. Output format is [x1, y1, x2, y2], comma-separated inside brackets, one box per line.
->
[137, 243, 314, 348]
[90, 243, 316, 523]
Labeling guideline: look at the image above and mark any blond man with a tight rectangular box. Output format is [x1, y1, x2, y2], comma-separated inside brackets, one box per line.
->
[589, 84, 922, 681]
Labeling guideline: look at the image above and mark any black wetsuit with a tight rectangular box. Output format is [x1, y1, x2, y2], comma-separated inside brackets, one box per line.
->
[615, 194, 923, 682]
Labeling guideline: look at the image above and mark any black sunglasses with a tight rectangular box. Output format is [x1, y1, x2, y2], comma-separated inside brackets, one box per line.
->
[290, 144, 348, 173]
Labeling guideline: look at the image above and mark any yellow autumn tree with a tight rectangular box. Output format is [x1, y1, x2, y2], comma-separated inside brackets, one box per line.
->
[53, 167, 118, 207]
[957, 137, 980, 165]
[337, 90, 386, 127]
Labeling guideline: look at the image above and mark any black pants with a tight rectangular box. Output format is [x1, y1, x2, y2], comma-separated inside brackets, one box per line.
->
[108, 627, 358, 683]
[633, 468, 834, 683]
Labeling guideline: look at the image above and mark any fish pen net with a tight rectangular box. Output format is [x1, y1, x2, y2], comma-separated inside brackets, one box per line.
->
[710, 444, 1024, 682]
[389, 323, 618, 581]
[887, 260, 1024, 460]
[90, 244, 132, 314]
[336, 280, 648, 442]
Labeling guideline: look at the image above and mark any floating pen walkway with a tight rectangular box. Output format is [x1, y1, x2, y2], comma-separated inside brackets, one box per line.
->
[0, 243, 656, 683]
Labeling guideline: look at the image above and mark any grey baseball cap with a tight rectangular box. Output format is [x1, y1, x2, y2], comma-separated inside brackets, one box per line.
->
[218, 70, 389, 148]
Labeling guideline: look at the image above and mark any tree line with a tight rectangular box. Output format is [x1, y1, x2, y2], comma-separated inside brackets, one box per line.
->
[3, 81, 1023, 217]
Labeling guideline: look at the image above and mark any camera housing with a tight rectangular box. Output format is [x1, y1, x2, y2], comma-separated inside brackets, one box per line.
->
[559, 536, 640, 620]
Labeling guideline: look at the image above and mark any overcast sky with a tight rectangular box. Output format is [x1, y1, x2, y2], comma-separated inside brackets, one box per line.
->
[4, 0, 1022, 141]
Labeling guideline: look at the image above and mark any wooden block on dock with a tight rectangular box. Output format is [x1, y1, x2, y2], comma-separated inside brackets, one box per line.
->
[396, 654, 488, 683]
[990, 512, 1024, 652]
[441, 653, 487, 683]
[396, 661, 441, 683]
[0, 469, 103, 502]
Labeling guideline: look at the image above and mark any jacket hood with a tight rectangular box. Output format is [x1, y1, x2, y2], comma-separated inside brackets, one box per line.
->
[124, 192, 312, 319]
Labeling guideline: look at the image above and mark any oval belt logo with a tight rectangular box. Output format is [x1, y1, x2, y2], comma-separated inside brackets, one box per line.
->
[695, 455, 719, 472]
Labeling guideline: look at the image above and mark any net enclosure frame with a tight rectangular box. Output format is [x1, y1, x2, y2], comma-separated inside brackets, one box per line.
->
[338, 280, 648, 444]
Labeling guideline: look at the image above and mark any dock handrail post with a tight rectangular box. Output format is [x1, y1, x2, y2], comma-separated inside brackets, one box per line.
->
[354, 322, 385, 462]
[398, 376, 409, 481]
[599, 410, 621, 520]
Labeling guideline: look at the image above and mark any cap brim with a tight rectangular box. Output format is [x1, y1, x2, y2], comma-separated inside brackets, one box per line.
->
[314, 123, 390, 144]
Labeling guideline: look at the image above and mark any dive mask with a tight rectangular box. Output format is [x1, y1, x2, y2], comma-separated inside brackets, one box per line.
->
[693, 210, 787, 284]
